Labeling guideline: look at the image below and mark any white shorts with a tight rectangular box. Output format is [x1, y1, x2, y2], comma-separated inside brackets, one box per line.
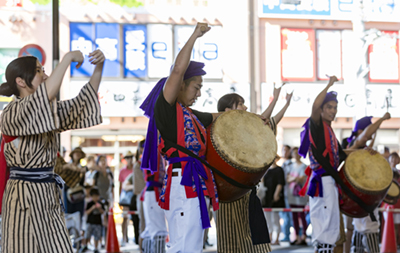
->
[309, 176, 340, 246]
[164, 169, 208, 253]
[141, 191, 168, 239]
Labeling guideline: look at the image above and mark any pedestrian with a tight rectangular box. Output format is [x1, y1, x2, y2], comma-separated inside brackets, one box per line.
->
[85, 187, 105, 253]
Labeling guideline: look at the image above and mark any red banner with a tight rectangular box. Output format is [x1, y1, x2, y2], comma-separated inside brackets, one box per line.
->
[369, 30, 399, 83]
[281, 28, 316, 82]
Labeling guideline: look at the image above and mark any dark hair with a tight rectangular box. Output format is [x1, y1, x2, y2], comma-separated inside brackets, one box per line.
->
[90, 187, 100, 196]
[0, 56, 37, 97]
[184, 76, 198, 87]
[389, 152, 399, 159]
[217, 93, 245, 112]
[136, 139, 145, 161]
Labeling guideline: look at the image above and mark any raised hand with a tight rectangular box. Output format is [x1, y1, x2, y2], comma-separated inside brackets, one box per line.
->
[286, 92, 293, 104]
[89, 49, 105, 65]
[327, 75, 339, 87]
[382, 112, 391, 120]
[194, 22, 211, 38]
[67, 51, 84, 69]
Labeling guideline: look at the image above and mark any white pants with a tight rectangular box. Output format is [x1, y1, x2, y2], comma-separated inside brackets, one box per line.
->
[310, 176, 340, 246]
[165, 169, 207, 253]
[264, 211, 280, 235]
[353, 208, 380, 234]
[141, 191, 168, 239]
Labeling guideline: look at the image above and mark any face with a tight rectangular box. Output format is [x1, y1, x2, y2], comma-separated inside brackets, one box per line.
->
[72, 152, 83, 162]
[389, 155, 400, 168]
[282, 146, 290, 159]
[321, 101, 338, 123]
[98, 157, 107, 167]
[91, 194, 100, 202]
[291, 149, 300, 160]
[126, 157, 133, 166]
[234, 100, 248, 111]
[180, 76, 203, 106]
[30, 60, 48, 92]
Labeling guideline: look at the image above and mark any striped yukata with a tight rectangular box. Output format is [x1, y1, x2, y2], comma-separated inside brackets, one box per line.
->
[215, 118, 276, 253]
[1, 82, 102, 253]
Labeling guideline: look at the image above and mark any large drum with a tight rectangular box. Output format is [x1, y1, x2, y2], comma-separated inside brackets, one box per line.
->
[383, 180, 400, 205]
[338, 149, 393, 218]
[206, 110, 277, 202]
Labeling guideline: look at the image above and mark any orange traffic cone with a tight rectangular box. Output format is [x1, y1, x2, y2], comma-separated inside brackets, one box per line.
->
[106, 207, 121, 253]
[381, 206, 397, 253]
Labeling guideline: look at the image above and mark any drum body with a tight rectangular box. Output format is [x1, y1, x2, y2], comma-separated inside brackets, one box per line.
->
[338, 150, 392, 218]
[206, 110, 277, 202]
[383, 180, 400, 205]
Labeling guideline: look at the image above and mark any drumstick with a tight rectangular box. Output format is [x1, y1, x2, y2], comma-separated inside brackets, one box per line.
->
[386, 97, 389, 112]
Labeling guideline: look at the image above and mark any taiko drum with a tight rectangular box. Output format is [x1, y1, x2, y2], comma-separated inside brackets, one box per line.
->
[205, 110, 277, 202]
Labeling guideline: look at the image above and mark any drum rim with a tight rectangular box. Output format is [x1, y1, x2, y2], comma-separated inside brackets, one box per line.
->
[343, 150, 393, 193]
[342, 162, 390, 196]
[210, 111, 276, 173]
[383, 180, 400, 204]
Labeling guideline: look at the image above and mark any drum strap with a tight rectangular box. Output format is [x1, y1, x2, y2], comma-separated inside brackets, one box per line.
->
[164, 139, 271, 245]
[310, 144, 377, 222]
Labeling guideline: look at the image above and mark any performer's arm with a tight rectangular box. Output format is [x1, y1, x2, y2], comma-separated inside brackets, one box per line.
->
[350, 112, 391, 149]
[88, 49, 105, 92]
[211, 112, 223, 121]
[163, 23, 210, 105]
[273, 184, 283, 202]
[261, 83, 285, 119]
[45, 51, 84, 101]
[310, 76, 338, 125]
[273, 92, 293, 125]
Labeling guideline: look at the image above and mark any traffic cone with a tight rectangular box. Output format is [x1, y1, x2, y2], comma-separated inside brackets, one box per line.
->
[106, 207, 121, 253]
[381, 206, 397, 253]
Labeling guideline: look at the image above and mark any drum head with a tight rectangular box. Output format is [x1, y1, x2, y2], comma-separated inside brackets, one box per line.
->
[210, 110, 277, 173]
[387, 181, 400, 197]
[345, 150, 393, 192]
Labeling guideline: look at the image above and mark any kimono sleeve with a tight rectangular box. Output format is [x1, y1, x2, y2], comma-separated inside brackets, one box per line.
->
[57, 82, 102, 131]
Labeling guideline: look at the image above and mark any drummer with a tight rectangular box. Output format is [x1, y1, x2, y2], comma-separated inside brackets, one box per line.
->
[346, 113, 391, 253]
[298, 76, 347, 253]
[140, 23, 222, 252]
[215, 84, 292, 252]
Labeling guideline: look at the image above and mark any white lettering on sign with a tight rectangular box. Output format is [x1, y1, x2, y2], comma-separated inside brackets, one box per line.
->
[125, 30, 146, 71]
[96, 38, 118, 61]
[71, 37, 93, 56]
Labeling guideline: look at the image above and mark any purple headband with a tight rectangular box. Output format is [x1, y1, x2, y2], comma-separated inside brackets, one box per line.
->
[140, 61, 206, 172]
[347, 116, 373, 144]
[321, 91, 338, 108]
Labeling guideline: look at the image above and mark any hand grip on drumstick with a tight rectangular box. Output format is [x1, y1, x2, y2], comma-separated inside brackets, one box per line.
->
[198, 22, 208, 32]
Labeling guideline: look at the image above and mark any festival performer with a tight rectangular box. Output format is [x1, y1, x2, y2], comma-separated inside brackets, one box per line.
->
[140, 139, 168, 253]
[139, 23, 221, 252]
[214, 84, 292, 252]
[0, 49, 104, 252]
[298, 76, 347, 253]
[346, 113, 391, 253]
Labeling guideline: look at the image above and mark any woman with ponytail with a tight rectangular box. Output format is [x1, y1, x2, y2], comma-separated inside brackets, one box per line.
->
[0, 50, 105, 253]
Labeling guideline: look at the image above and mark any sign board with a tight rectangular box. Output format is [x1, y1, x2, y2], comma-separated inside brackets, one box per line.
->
[259, 0, 400, 22]
[18, 44, 46, 65]
[261, 82, 400, 118]
[70, 81, 250, 117]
